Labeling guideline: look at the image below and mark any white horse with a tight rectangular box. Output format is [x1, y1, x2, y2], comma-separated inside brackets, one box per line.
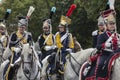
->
[64, 48, 94, 80]
[0, 42, 7, 65]
[41, 48, 95, 80]
[17, 43, 41, 80]
[79, 51, 120, 80]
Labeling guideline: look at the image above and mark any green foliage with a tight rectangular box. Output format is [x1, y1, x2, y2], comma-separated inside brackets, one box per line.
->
[0, 0, 120, 48]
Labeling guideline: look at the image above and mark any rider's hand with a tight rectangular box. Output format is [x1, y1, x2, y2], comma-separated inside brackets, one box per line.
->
[105, 42, 111, 48]
[66, 48, 72, 53]
[14, 47, 21, 54]
[0, 35, 5, 43]
[51, 45, 57, 49]
[44, 46, 51, 51]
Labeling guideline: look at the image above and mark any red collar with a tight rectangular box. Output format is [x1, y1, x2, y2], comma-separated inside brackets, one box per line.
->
[106, 31, 112, 37]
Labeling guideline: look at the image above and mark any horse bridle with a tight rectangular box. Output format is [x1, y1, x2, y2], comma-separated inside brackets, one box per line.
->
[21, 47, 39, 80]
[69, 53, 82, 77]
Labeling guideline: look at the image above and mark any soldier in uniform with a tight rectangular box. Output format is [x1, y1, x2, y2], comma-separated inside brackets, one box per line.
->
[0, 21, 9, 50]
[9, 16, 32, 66]
[92, 16, 106, 48]
[95, 10, 120, 79]
[37, 19, 55, 60]
[55, 15, 74, 73]
[5, 16, 32, 80]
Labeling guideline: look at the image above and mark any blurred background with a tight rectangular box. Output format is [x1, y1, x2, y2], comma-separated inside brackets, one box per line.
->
[0, 0, 120, 48]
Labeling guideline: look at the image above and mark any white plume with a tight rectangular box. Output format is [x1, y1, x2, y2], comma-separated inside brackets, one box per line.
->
[27, 6, 35, 19]
[109, 0, 115, 10]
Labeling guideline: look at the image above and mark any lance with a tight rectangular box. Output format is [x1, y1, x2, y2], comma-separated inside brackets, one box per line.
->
[4, 9, 12, 37]
[49, 6, 56, 33]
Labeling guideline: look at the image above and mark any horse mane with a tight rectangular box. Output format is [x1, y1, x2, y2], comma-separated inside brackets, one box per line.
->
[69, 48, 94, 64]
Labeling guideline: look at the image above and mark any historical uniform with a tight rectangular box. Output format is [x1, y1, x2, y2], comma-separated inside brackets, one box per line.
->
[0, 22, 9, 50]
[4, 17, 32, 80]
[55, 15, 74, 72]
[37, 19, 55, 60]
[95, 10, 120, 79]
[9, 17, 32, 65]
[92, 16, 106, 48]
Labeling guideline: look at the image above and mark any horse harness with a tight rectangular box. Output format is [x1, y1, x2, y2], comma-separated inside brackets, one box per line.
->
[69, 53, 82, 77]
[21, 47, 39, 80]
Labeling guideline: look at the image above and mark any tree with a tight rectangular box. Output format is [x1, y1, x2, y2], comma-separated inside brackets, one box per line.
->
[0, 0, 120, 48]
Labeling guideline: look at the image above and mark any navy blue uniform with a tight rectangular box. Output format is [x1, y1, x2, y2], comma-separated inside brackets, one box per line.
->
[37, 33, 55, 60]
[95, 30, 119, 79]
[9, 31, 32, 64]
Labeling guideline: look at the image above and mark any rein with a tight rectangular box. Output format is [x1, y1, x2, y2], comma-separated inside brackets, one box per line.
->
[21, 48, 39, 80]
[69, 53, 82, 77]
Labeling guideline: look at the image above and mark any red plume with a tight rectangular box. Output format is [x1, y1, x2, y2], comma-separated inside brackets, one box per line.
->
[66, 4, 77, 17]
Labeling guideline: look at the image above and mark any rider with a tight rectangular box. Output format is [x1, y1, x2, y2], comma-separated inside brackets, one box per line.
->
[95, 10, 120, 79]
[0, 20, 9, 50]
[92, 16, 106, 48]
[5, 16, 32, 80]
[55, 15, 74, 73]
[37, 19, 55, 60]
[9, 16, 32, 66]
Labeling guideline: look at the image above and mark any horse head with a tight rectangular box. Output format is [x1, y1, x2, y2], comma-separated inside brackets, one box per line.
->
[21, 43, 34, 74]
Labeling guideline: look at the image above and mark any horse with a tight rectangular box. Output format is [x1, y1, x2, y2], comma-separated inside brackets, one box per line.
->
[16, 43, 41, 80]
[79, 50, 120, 80]
[41, 48, 95, 80]
[0, 42, 5, 65]
[64, 48, 94, 80]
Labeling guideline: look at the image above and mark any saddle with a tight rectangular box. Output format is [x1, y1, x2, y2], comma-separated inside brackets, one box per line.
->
[79, 53, 120, 80]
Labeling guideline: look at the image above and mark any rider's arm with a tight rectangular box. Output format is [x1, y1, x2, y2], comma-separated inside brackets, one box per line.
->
[96, 33, 106, 50]
[38, 35, 45, 49]
[9, 32, 18, 51]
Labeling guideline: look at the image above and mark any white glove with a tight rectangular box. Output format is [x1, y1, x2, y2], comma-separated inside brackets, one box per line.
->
[51, 45, 57, 49]
[14, 47, 21, 53]
[105, 42, 111, 48]
[44, 46, 52, 51]
[0, 35, 5, 43]
[66, 48, 72, 53]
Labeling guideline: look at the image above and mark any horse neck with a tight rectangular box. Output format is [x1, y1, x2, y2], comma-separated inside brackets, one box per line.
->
[111, 57, 120, 80]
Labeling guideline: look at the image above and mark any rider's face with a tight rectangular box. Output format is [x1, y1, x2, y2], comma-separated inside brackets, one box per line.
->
[58, 26, 65, 32]
[98, 25, 106, 31]
[0, 28, 5, 34]
[18, 26, 26, 33]
[43, 26, 49, 32]
[107, 22, 116, 31]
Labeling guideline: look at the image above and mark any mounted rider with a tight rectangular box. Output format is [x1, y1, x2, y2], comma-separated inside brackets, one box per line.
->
[3, 16, 33, 80]
[90, 9, 120, 79]
[92, 16, 106, 48]
[9, 16, 32, 66]
[37, 19, 56, 60]
[0, 20, 9, 50]
[0, 9, 11, 51]
[55, 15, 74, 73]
